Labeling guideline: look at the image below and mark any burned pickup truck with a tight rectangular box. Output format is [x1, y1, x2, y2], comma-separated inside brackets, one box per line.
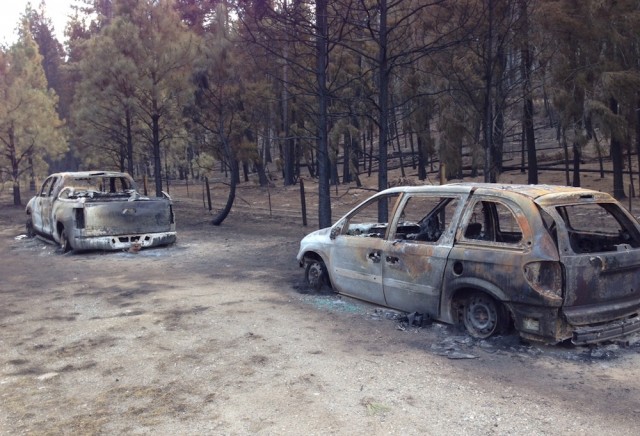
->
[297, 183, 640, 345]
[26, 171, 176, 252]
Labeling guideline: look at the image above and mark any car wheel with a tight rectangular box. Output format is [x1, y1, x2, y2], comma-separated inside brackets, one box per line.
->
[463, 293, 504, 339]
[305, 259, 327, 291]
[26, 216, 35, 238]
[59, 227, 72, 253]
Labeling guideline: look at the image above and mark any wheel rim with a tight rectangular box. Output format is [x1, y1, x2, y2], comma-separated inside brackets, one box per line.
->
[306, 261, 324, 290]
[464, 294, 498, 338]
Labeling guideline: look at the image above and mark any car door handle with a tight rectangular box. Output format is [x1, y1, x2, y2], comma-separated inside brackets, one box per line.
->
[386, 255, 399, 264]
[368, 251, 381, 263]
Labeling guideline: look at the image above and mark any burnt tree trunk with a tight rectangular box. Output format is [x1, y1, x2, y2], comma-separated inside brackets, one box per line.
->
[417, 135, 427, 181]
[636, 97, 640, 194]
[377, 0, 390, 220]
[211, 136, 237, 226]
[610, 98, 626, 199]
[572, 141, 581, 187]
[152, 110, 163, 197]
[342, 132, 351, 183]
[316, 0, 332, 228]
[126, 108, 134, 176]
[520, 0, 538, 184]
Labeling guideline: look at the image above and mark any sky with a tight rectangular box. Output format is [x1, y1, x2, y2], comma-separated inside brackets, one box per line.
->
[0, 1, 77, 46]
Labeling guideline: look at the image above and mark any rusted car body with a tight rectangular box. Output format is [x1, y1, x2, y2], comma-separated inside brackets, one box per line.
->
[297, 183, 640, 344]
[26, 171, 176, 252]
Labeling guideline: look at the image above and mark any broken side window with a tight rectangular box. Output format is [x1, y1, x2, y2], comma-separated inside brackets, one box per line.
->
[556, 203, 640, 253]
[494, 201, 523, 243]
[539, 207, 559, 247]
[395, 196, 459, 243]
[343, 193, 400, 238]
[39, 178, 54, 197]
[106, 177, 132, 193]
[462, 200, 523, 244]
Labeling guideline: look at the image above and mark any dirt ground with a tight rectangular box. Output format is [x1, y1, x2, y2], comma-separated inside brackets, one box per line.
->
[3, 170, 640, 435]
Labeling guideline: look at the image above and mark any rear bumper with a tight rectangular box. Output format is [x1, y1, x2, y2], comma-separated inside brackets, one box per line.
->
[572, 315, 640, 345]
[509, 302, 640, 345]
[562, 295, 640, 325]
[71, 231, 176, 251]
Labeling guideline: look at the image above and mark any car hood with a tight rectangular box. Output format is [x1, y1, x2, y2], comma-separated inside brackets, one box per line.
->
[297, 227, 332, 260]
[305, 227, 331, 238]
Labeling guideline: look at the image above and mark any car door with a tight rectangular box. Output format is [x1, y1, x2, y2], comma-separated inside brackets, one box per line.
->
[329, 193, 401, 306]
[40, 176, 59, 236]
[442, 197, 530, 312]
[32, 177, 56, 235]
[382, 194, 465, 316]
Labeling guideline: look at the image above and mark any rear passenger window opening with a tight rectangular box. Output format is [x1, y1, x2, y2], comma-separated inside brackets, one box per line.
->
[463, 200, 523, 244]
[555, 203, 640, 254]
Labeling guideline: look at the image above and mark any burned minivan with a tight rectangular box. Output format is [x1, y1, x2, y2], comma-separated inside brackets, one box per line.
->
[26, 171, 176, 252]
[297, 183, 640, 344]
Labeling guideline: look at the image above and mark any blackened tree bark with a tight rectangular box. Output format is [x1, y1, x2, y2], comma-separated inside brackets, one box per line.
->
[316, 0, 332, 228]
[572, 141, 581, 187]
[636, 97, 640, 195]
[255, 160, 269, 186]
[377, 0, 390, 221]
[282, 58, 296, 185]
[152, 110, 163, 197]
[523, 97, 537, 183]
[482, 0, 495, 183]
[212, 131, 238, 226]
[342, 133, 351, 183]
[417, 135, 427, 181]
[520, 0, 537, 184]
[125, 108, 134, 176]
[610, 98, 626, 199]
[492, 44, 506, 175]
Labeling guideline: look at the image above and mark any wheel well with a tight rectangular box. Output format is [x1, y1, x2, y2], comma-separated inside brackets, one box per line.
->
[302, 251, 324, 265]
[56, 222, 68, 243]
[450, 288, 513, 326]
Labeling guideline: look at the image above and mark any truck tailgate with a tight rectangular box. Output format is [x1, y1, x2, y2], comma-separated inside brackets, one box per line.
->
[82, 199, 174, 235]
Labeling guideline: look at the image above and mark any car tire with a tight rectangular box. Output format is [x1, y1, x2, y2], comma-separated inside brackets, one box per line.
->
[26, 216, 35, 238]
[305, 258, 328, 291]
[59, 227, 72, 253]
[463, 292, 505, 339]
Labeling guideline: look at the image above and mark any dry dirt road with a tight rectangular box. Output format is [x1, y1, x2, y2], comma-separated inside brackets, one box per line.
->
[2, 197, 640, 435]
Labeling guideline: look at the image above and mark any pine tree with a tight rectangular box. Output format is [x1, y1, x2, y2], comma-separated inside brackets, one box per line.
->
[0, 23, 66, 205]
[70, 0, 196, 195]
